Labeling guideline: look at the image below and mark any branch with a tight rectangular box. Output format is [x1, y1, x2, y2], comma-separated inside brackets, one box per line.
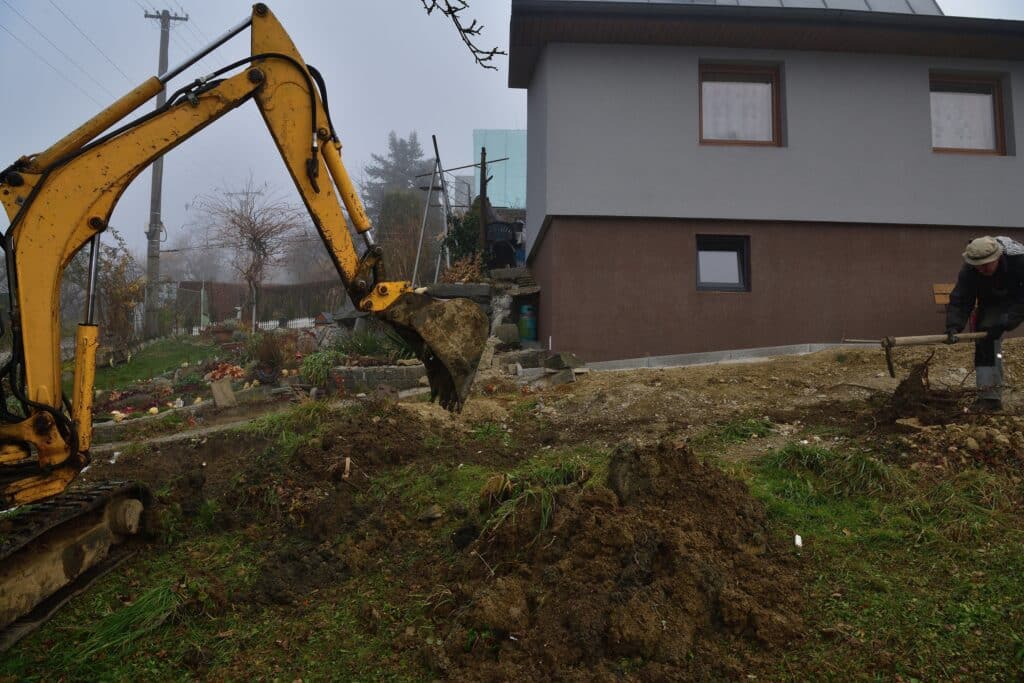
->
[420, 0, 505, 70]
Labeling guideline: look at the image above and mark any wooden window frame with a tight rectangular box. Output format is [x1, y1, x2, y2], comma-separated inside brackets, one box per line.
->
[699, 63, 782, 147]
[696, 235, 751, 293]
[930, 74, 1006, 156]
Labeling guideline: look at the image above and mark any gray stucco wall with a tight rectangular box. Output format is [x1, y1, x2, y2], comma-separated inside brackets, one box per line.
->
[527, 49, 548, 241]
[525, 43, 1024, 253]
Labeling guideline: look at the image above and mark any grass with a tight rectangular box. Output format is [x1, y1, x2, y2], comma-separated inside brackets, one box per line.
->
[366, 444, 609, 546]
[732, 438, 1024, 680]
[6, 381, 1023, 680]
[0, 530, 261, 681]
[60, 582, 182, 662]
[240, 400, 335, 442]
[469, 421, 513, 448]
[689, 416, 773, 452]
[91, 338, 216, 392]
[333, 330, 415, 362]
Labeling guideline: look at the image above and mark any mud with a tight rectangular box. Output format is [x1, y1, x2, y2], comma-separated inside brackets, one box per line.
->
[429, 438, 803, 681]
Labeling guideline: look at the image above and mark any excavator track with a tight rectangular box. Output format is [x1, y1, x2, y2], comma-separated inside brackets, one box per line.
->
[0, 481, 152, 651]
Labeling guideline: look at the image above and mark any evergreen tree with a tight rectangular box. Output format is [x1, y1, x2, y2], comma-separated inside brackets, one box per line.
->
[361, 131, 430, 223]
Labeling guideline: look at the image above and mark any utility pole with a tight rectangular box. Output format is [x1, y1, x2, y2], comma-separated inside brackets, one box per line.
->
[478, 146, 488, 254]
[143, 8, 188, 338]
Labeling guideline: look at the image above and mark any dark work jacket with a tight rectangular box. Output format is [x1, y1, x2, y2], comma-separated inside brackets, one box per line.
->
[946, 254, 1024, 332]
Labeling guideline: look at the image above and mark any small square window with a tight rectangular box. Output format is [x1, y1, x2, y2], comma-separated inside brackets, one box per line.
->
[930, 75, 1006, 155]
[700, 64, 781, 146]
[697, 235, 750, 292]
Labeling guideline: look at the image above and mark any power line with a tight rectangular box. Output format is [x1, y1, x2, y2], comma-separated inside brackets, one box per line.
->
[169, 29, 196, 56]
[48, 0, 134, 84]
[1, 0, 119, 100]
[0, 20, 106, 108]
[173, 0, 210, 43]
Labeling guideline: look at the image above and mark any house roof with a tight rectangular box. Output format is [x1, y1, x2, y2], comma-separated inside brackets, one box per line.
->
[550, 0, 941, 14]
[509, 0, 1024, 88]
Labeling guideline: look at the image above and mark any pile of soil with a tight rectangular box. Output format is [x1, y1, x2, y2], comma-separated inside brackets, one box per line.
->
[894, 414, 1024, 472]
[84, 398, 803, 679]
[428, 438, 804, 681]
[884, 359, 972, 425]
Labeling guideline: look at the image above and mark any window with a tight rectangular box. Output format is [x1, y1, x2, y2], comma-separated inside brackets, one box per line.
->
[930, 75, 1005, 154]
[700, 64, 781, 146]
[696, 235, 750, 292]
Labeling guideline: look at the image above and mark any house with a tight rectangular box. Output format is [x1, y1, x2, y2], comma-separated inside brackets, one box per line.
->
[510, 0, 1024, 362]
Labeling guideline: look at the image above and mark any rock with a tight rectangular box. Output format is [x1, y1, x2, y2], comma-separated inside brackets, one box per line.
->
[210, 378, 237, 408]
[546, 368, 576, 386]
[495, 323, 520, 345]
[477, 336, 499, 371]
[545, 351, 584, 370]
[895, 417, 926, 431]
[417, 504, 444, 522]
[425, 283, 491, 300]
[964, 437, 981, 452]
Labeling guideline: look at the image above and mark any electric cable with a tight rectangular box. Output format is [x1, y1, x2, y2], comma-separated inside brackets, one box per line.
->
[1, 0, 120, 100]
[0, 21, 106, 108]
[48, 0, 135, 84]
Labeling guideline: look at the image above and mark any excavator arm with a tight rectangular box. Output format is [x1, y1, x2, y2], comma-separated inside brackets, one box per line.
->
[0, 3, 487, 507]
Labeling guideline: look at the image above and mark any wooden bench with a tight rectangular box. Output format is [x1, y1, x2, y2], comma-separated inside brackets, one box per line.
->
[933, 283, 954, 306]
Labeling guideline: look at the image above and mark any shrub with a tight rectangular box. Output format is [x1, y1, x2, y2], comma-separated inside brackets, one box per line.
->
[301, 349, 343, 387]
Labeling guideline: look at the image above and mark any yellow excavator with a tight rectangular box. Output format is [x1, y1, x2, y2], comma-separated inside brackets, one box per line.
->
[0, 4, 488, 640]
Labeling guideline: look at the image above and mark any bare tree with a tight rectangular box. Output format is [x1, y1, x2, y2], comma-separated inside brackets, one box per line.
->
[281, 228, 337, 284]
[162, 228, 224, 283]
[195, 177, 302, 326]
[421, 1, 505, 70]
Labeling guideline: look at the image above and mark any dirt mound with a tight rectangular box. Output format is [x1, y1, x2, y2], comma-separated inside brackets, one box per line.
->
[884, 359, 971, 425]
[430, 438, 804, 681]
[895, 415, 1024, 472]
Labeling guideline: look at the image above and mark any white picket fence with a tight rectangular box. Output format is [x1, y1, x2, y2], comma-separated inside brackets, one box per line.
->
[172, 316, 318, 337]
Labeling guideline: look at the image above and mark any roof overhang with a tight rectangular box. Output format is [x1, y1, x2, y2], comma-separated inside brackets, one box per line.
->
[509, 1, 1024, 88]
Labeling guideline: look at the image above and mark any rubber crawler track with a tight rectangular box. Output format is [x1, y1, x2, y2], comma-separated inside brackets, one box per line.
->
[0, 480, 153, 565]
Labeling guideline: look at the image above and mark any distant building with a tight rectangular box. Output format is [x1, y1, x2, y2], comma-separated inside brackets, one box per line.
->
[473, 129, 527, 209]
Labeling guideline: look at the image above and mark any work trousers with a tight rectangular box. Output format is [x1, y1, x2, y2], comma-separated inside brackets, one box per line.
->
[975, 307, 1007, 400]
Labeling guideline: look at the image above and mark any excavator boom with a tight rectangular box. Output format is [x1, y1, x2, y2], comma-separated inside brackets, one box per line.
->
[0, 3, 486, 638]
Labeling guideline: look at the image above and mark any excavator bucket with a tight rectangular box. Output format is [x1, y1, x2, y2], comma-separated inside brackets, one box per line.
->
[381, 293, 489, 411]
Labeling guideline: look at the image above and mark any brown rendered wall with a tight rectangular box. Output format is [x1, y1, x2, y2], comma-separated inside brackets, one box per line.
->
[529, 218, 1024, 362]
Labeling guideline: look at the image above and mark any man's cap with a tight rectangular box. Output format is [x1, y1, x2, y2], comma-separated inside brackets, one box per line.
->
[963, 236, 1004, 266]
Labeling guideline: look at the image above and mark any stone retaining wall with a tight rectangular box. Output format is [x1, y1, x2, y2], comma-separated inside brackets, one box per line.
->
[328, 364, 426, 393]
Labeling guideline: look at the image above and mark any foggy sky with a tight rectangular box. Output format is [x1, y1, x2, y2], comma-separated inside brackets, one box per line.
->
[0, 0, 524, 257]
[1, 0, 1022, 258]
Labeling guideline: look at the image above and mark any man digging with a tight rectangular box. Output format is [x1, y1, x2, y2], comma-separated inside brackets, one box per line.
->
[945, 235, 1024, 412]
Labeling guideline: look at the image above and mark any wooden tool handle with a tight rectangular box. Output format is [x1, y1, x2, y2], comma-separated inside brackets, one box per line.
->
[887, 332, 988, 347]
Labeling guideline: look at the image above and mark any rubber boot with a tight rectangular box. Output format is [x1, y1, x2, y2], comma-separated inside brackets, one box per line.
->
[974, 339, 1003, 412]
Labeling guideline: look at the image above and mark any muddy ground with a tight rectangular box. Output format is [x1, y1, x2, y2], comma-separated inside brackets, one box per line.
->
[27, 339, 1024, 680]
